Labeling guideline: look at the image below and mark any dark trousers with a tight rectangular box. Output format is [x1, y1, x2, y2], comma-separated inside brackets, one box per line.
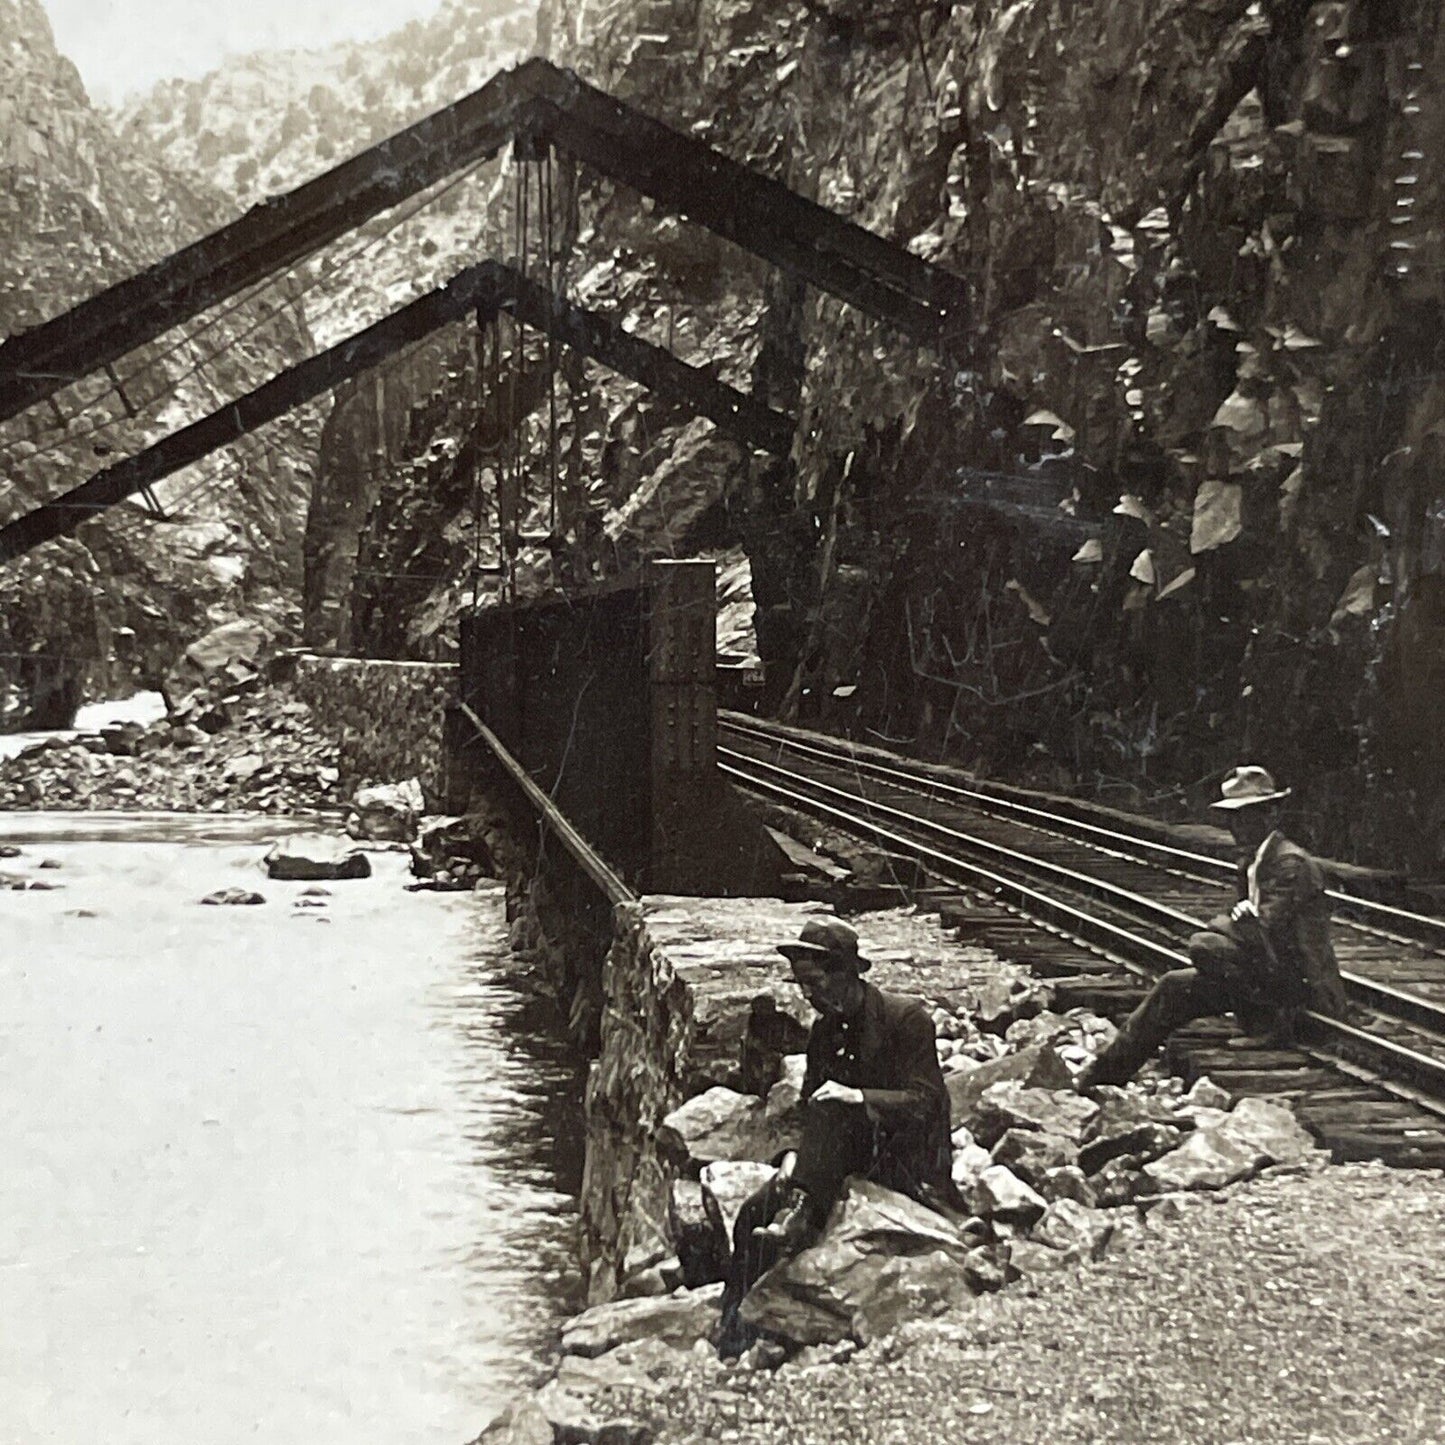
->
[719, 1099, 874, 1326]
[1086, 925, 1298, 1086]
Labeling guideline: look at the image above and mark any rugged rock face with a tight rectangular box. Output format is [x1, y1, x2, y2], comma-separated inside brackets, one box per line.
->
[314, 0, 1445, 874]
[118, 1, 532, 211]
[2, 0, 532, 719]
[537, 0, 1445, 874]
[118, 0, 534, 358]
[0, 0, 316, 724]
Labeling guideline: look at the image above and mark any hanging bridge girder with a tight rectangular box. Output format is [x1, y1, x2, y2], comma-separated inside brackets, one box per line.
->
[0, 261, 796, 566]
[0, 58, 971, 429]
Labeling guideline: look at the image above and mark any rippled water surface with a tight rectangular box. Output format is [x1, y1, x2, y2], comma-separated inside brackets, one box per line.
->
[0, 814, 581, 1444]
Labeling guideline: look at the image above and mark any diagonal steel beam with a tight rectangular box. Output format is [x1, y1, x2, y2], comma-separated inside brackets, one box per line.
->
[492, 266, 794, 453]
[0, 59, 969, 427]
[0, 261, 795, 565]
[528, 71, 969, 346]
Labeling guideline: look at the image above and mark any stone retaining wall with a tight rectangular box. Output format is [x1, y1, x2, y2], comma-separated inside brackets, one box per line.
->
[293, 655, 455, 801]
[580, 896, 1005, 1303]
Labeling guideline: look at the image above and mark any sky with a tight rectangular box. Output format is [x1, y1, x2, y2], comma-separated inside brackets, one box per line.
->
[42, 0, 452, 105]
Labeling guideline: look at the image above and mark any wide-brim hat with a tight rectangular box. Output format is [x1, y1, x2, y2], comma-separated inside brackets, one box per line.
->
[777, 917, 871, 973]
[1210, 765, 1292, 811]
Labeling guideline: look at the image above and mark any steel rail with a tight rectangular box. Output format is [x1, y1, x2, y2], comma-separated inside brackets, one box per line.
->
[722, 744, 1212, 935]
[719, 713, 1445, 948]
[720, 751, 1445, 1115]
[720, 737, 1445, 1036]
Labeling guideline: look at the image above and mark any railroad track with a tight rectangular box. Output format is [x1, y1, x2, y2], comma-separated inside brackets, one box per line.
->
[719, 711, 1445, 1167]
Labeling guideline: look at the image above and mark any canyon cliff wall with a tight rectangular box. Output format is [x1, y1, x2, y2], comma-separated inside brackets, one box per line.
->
[1, 0, 532, 720]
[0, 0, 317, 722]
[304, 0, 1445, 874]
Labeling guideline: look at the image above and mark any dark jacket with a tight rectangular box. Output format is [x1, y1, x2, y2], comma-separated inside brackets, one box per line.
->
[1234, 832, 1348, 1017]
[800, 981, 952, 1196]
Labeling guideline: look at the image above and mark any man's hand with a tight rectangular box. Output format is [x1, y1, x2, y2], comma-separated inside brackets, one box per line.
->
[1230, 899, 1260, 924]
[809, 1080, 865, 1107]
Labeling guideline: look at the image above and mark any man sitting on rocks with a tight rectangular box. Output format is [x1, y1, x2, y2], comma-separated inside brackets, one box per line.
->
[716, 917, 952, 1355]
[1077, 765, 1348, 1090]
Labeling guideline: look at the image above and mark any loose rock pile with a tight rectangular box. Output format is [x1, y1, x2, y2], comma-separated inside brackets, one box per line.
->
[0, 681, 343, 814]
[406, 813, 497, 892]
[479, 972, 1329, 1443]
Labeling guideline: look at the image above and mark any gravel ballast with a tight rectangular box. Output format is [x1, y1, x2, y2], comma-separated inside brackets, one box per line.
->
[636, 1163, 1445, 1445]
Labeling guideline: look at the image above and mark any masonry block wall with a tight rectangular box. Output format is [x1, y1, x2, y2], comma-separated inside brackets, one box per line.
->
[294, 655, 455, 801]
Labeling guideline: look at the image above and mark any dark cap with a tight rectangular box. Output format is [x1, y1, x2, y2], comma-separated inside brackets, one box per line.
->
[776, 917, 870, 973]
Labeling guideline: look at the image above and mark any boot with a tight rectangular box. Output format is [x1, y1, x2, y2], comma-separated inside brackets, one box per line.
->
[1225, 1006, 1297, 1051]
[1075, 1034, 1148, 1092]
[713, 1300, 758, 1361]
[750, 1189, 817, 1249]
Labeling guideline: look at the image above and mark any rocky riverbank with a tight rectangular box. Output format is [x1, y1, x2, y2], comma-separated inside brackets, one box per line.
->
[0, 678, 343, 814]
[0, 643, 457, 817]
[0, 653, 494, 890]
[537, 1160, 1445, 1445]
[476, 883, 1445, 1445]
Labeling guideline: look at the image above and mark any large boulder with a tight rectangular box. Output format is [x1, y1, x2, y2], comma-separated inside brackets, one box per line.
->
[700, 1160, 777, 1263]
[177, 618, 269, 686]
[945, 1044, 1073, 1125]
[474, 1398, 553, 1444]
[346, 779, 424, 843]
[533, 1353, 659, 1445]
[968, 1081, 1098, 1148]
[847, 1250, 976, 1345]
[740, 1179, 972, 1348]
[991, 1127, 1078, 1190]
[973, 1164, 1047, 1225]
[560, 1285, 723, 1359]
[1215, 1097, 1321, 1167]
[1142, 1129, 1267, 1193]
[264, 835, 371, 881]
[657, 1087, 794, 1172]
[1143, 1098, 1320, 1193]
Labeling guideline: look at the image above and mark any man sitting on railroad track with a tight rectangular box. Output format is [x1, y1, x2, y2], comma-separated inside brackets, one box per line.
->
[1076, 765, 1349, 1090]
[714, 917, 954, 1357]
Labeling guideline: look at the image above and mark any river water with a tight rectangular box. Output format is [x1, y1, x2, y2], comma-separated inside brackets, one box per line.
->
[0, 691, 169, 763]
[0, 814, 582, 1444]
